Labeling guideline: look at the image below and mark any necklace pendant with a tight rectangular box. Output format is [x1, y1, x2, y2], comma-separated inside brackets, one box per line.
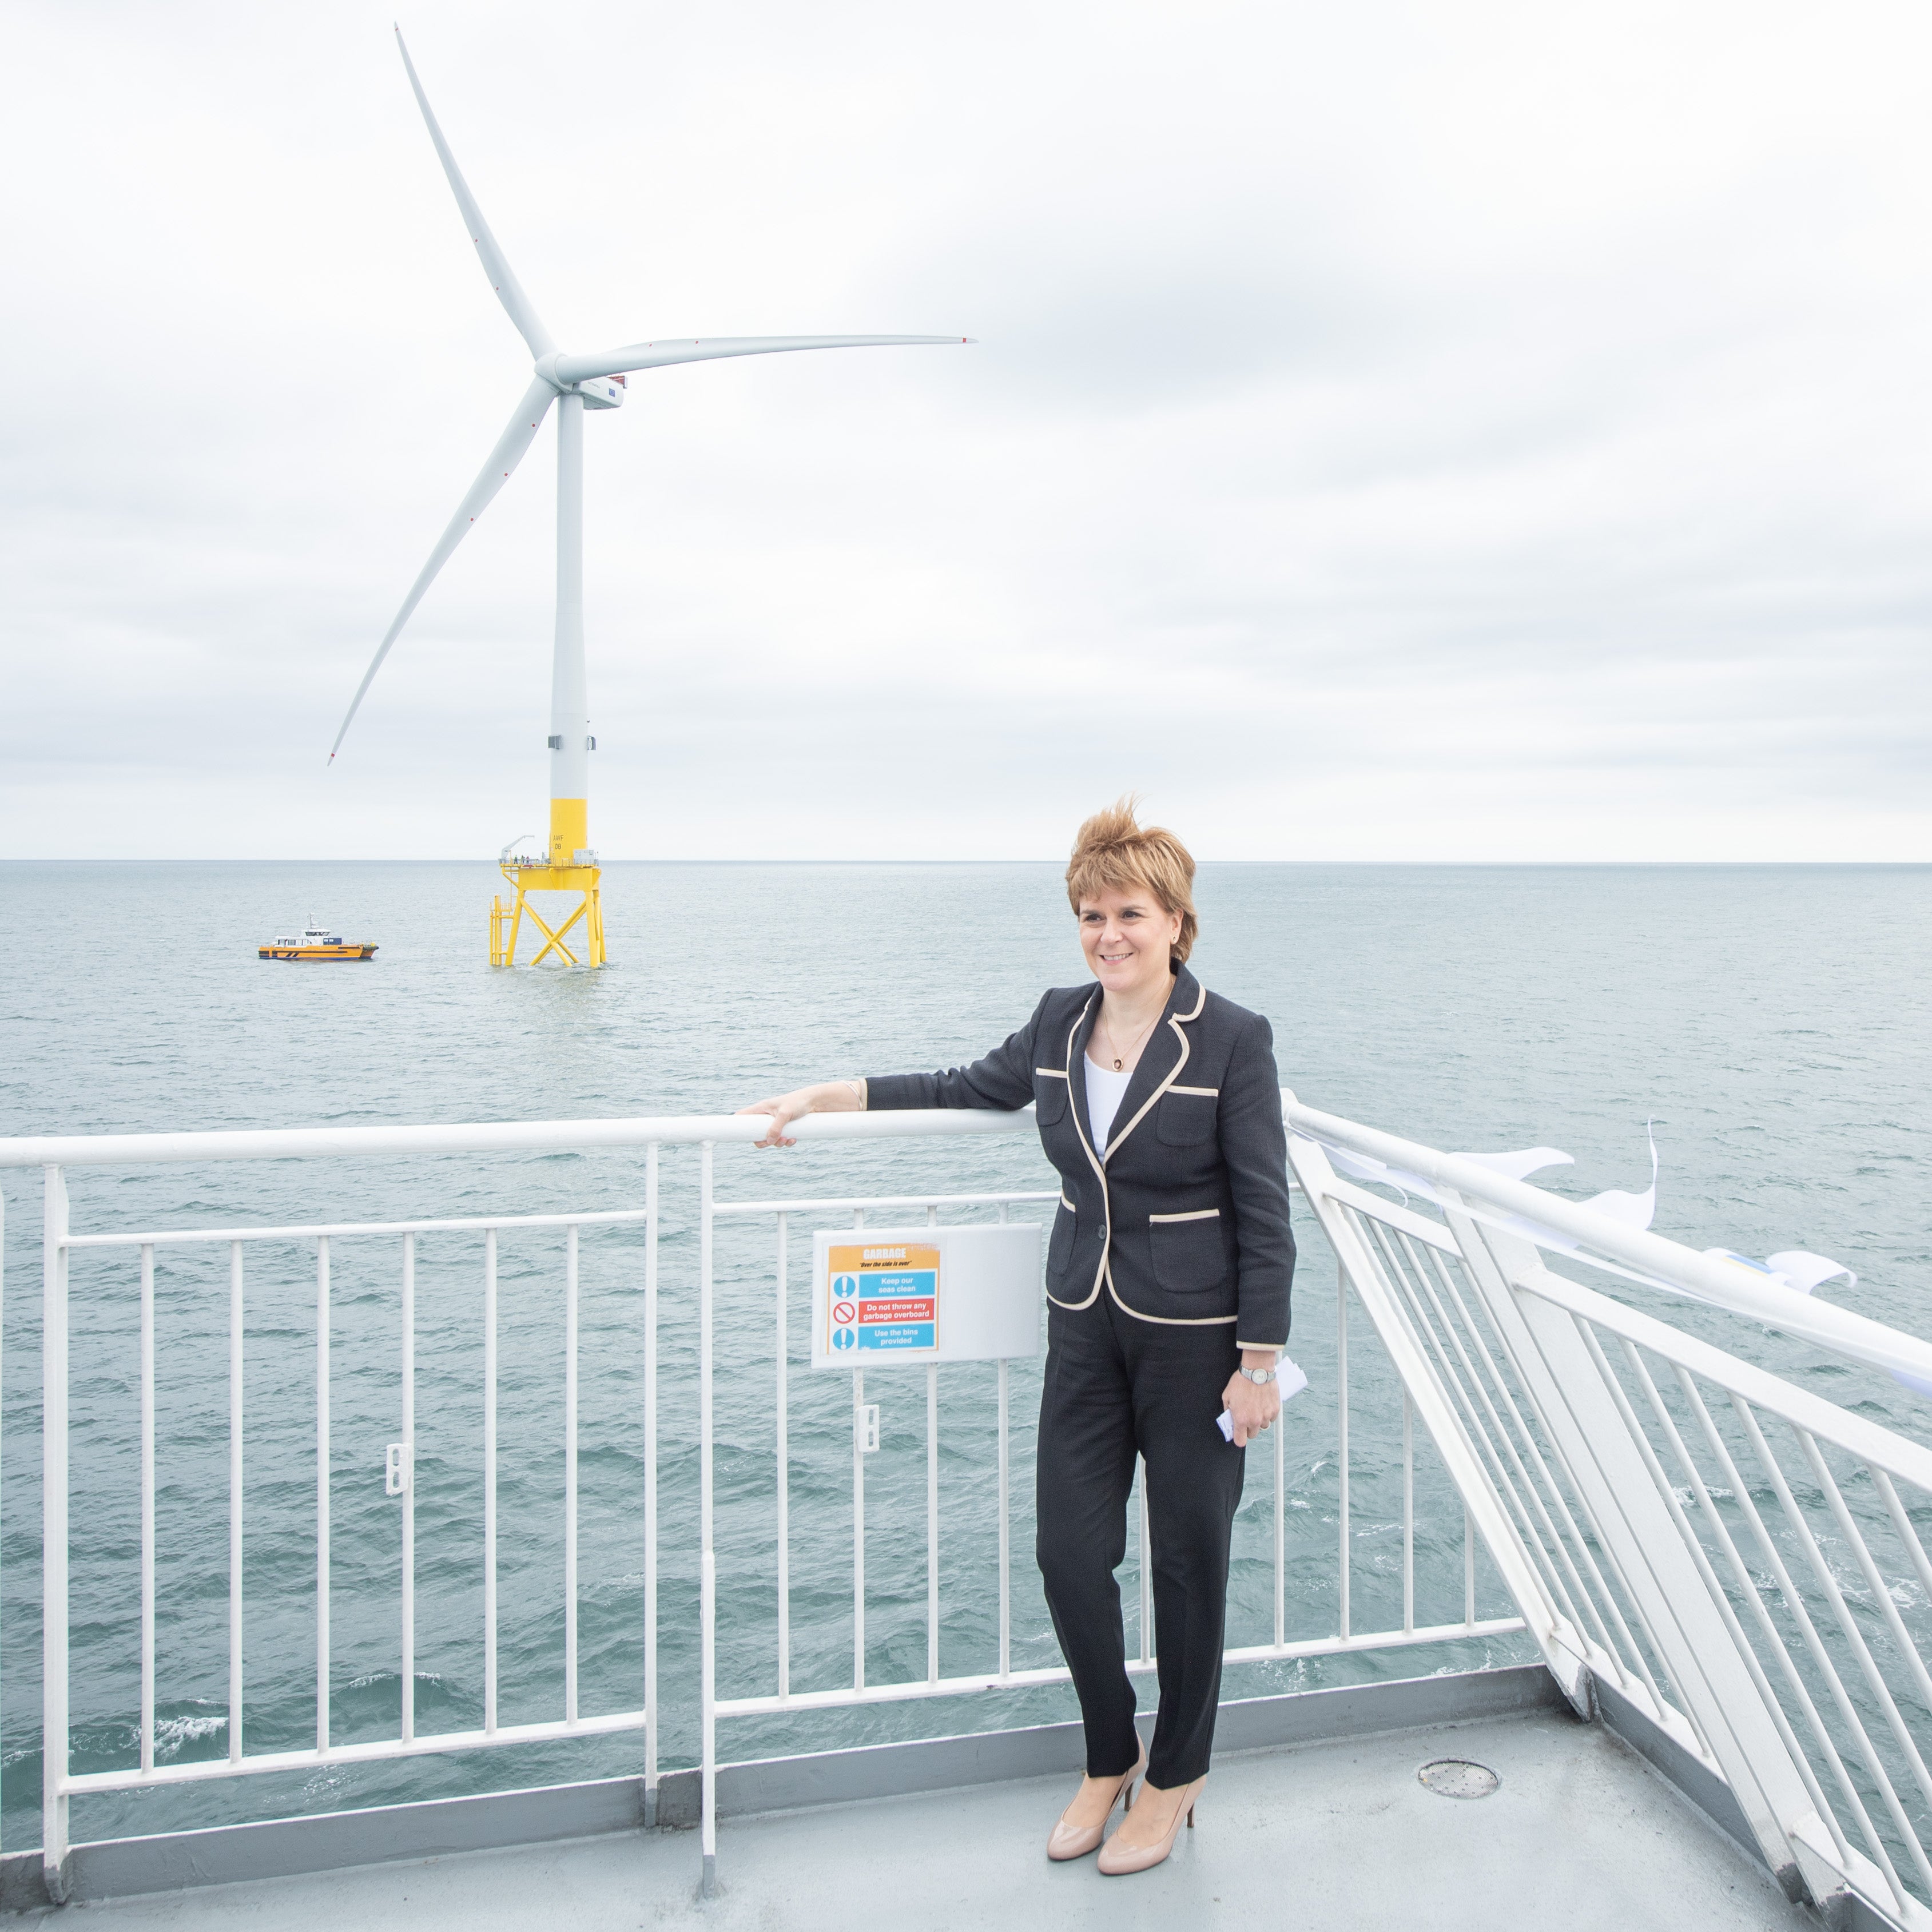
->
[1112, 1058, 1123, 1071]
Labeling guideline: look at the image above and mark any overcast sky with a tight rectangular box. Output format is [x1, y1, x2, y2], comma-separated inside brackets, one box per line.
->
[4, 0, 1929, 860]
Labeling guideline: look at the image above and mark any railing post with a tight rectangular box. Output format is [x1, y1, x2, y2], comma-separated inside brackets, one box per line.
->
[997, 1358, 1011, 1679]
[483, 1227, 498, 1735]
[141, 1244, 156, 1773]
[400, 1233, 415, 1744]
[316, 1237, 330, 1753]
[564, 1223, 578, 1726]
[229, 1241, 244, 1764]
[699, 1141, 718, 1896]
[643, 1145, 659, 1819]
[775, 1209, 790, 1704]
[927, 1363, 939, 1686]
[1337, 1259, 1350, 1640]
[41, 1166, 70, 1901]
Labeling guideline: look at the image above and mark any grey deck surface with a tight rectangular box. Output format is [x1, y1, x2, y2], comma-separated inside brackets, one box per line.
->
[39, 1708, 1814, 1930]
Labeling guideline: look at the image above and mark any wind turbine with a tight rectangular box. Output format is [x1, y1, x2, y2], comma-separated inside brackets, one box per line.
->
[331, 31, 970, 967]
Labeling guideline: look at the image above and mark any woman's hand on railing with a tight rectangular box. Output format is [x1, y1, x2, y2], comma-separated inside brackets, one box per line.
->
[737, 1080, 866, 1149]
[1222, 1353, 1283, 1448]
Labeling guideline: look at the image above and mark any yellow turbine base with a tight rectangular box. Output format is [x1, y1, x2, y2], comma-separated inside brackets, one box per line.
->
[489, 801, 605, 967]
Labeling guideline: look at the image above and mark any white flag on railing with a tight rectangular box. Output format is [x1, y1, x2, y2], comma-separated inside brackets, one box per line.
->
[1294, 1124, 1905, 1395]
[1702, 1249, 1857, 1295]
[1310, 1128, 1659, 1250]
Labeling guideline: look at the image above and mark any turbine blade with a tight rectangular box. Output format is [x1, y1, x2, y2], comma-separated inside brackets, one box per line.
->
[550, 334, 975, 385]
[395, 31, 555, 359]
[329, 377, 557, 762]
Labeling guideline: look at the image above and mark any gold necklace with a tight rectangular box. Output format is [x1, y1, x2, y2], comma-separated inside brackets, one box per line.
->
[1099, 1004, 1161, 1072]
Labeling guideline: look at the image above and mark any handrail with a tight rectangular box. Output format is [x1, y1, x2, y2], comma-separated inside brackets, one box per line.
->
[0, 1104, 1036, 1170]
[1284, 1092, 1932, 1393]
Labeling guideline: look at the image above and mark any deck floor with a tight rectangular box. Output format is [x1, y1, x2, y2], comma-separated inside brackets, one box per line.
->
[41, 1706, 1818, 1930]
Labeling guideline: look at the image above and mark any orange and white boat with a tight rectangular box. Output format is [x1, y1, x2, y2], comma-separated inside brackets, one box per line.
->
[259, 923, 377, 962]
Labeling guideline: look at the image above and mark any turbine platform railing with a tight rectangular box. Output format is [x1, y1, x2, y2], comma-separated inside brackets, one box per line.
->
[1, 1099, 1929, 1925]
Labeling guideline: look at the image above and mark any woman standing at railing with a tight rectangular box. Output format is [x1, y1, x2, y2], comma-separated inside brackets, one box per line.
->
[741, 800, 1295, 1878]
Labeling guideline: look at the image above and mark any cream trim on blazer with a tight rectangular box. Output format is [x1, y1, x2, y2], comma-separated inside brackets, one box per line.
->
[1048, 991, 1109, 1311]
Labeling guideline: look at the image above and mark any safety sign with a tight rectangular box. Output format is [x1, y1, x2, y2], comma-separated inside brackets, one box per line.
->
[823, 1245, 941, 1357]
[809, 1224, 1041, 1370]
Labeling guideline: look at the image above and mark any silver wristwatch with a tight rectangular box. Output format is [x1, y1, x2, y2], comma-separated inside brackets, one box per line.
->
[1238, 1365, 1278, 1386]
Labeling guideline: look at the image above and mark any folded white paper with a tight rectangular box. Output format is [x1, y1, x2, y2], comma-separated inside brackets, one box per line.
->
[1218, 1355, 1310, 1441]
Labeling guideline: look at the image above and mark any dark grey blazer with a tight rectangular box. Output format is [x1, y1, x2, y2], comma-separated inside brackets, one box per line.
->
[868, 964, 1294, 1347]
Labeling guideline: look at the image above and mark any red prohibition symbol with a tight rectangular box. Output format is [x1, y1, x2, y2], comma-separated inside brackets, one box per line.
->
[833, 1300, 857, 1326]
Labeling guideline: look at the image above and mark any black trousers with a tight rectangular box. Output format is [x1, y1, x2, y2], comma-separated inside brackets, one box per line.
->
[1035, 1291, 1245, 1788]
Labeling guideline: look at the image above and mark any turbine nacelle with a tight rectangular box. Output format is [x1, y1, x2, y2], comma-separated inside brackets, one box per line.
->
[531, 355, 625, 408]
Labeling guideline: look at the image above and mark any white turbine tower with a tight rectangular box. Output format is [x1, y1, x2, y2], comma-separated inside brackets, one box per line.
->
[331, 31, 970, 967]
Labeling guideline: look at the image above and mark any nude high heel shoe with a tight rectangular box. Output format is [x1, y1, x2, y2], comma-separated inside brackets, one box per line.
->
[1046, 1745, 1147, 1861]
[1095, 1775, 1205, 1875]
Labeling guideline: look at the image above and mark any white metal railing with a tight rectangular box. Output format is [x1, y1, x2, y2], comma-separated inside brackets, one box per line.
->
[49, 1196, 663, 1794]
[0, 1109, 1040, 1901]
[691, 1167, 1521, 1885]
[1286, 1096, 1932, 1932]
[4, 1097, 1929, 1926]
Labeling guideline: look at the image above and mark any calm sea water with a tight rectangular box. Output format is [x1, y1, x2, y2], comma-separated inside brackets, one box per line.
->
[1, 860, 1927, 1851]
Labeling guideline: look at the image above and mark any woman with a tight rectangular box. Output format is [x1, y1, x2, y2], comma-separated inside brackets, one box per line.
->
[740, 801, 1295, 1877]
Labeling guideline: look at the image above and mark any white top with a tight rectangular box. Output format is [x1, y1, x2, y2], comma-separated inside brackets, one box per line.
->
[1084, 1055, 1134, 1150]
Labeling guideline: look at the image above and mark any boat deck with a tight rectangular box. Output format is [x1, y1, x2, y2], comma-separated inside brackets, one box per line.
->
[19, 1689, 1824, 1930]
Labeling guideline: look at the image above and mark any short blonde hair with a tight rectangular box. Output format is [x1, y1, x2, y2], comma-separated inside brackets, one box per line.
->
[1065, 798, 1198, 964]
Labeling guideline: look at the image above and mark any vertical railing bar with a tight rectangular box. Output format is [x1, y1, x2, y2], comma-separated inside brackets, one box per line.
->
[1616, 1349, 1851, 1867]
[927, 1361, 940, 1685]
[699, 1142, 718, 1891]
[848, 1208, 865, 1694]
[400, 1232, 415, 1745]
[1675, 1370, 1887, 1883]
[997, 1358, 1011, 1680]
[1463, 1506, 1475, 1626]
[1401, 1386, 1413, 1636]
[1793, 1431, 1932, 1824]
[565, 1223, 578, 1725]
[928, 1192, 942, 1681]
[140, 1242, 156, 1774]
[0, 1181, 5, 1811]
[775, 1210, 790, 1702]
[1138, 1461, 1152, 1665]
[315, 1237, 330, 1755]
[1728, 1396, 1918, 1909]
[42, 1164, 71, 1894]
[483, 1227, 498, 1736]
[228, 1239, 244, 1764]
[853, 1365, 867, 1691]
[1336, 1259, 1350, 1640]
[643, 1146, 659, 1803]
[1273, 1384, 1286, 1649]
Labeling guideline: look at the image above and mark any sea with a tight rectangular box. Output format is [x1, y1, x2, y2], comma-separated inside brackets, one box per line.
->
[1, 859, 1927, 1852]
